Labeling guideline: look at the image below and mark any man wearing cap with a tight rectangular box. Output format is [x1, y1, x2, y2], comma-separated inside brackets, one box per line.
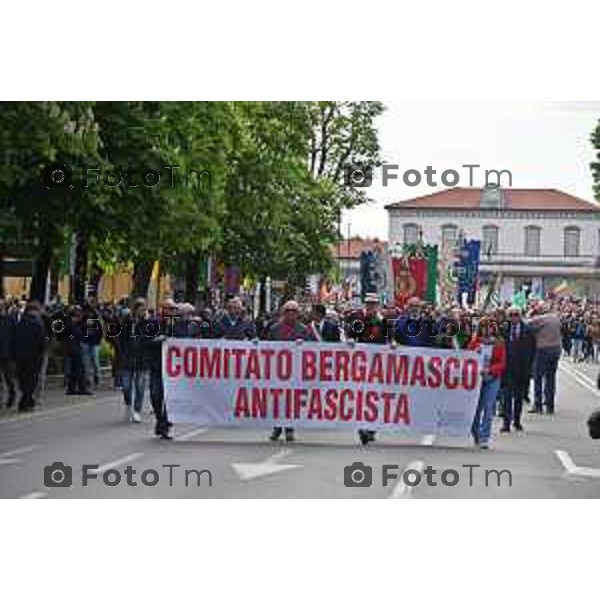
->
[346, 293, 387, 446]
[268, 300, 317, 442]
[501, 307, 536, 432]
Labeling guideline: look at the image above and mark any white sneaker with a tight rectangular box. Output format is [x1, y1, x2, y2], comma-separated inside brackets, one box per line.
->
[131, 411, 142, 423]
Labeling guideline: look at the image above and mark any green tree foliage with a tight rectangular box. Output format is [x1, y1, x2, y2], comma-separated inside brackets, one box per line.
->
[0, 101, 384, 301]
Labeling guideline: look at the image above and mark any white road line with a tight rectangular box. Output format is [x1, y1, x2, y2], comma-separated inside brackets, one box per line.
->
[555, 450, 578, 475]
[555, 449, 600, 479]
[20, 491, 48, 499]
[389, 460, 425, 499]
[0, 445, 42, 459]
[559, 364, 600, 396]
[176, 427, 207, 441]
[420, 434, 436, 446]
[88, 453, 145, 474]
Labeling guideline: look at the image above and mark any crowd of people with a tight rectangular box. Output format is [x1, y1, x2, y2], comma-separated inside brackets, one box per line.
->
[0, 289, 593, 448]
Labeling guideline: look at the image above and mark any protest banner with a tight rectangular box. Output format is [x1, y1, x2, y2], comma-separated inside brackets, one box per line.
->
[163, 339, 482, 435]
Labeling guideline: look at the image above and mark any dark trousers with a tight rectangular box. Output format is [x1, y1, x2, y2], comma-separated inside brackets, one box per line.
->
[0, 359, 16, 405]
[503, 380, 527, 426]
[149, 369, 169, 432]
[534, 347, 561, 412]
[16, 357, 40, 410]
[66, 351, 87, 393]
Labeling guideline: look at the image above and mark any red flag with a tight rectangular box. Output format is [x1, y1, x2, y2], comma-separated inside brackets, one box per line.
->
[409, 256, 427, 300]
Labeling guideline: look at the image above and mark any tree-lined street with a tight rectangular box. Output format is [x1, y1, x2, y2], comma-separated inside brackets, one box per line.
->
[1, 360, 599, 499]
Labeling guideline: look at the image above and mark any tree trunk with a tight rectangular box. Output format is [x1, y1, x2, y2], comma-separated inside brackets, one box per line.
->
[132, 259, 153, 300]
[72, 231, 88, 306]
[0, 253, 4, 298]
[88, 263, 104, 298]
[184, 254, 200, 306]
[30, 242, 53, 304]
[258, 275, 267, 314]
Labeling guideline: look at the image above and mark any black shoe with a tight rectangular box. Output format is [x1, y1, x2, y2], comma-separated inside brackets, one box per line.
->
[284, 428, 295, 442]
[94, 375, 99, 386]
[514, 423, 524, 432]
[158, 431, 173, 440]
[155, 421, 172, 435]
[359, 430, 370, 446]
[528, 407, 542, 414]
[269, 427, 282, 442]
[500, 425, 510, 433]
[78, 390, 94, 396]
[6, 397, 15, 409]
[65, 390, 78, 396]
[367, 430, 376, 442]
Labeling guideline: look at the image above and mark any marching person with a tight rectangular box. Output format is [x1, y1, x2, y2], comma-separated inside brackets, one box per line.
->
[13, 301, 46, 413]
[268, 300, 317, 442]
[468, 317, 507, 450]
[213, 296, 256, 340]
[81, 295, 103, 388]
[528, 302, 562, 415]
[346, 293, 387, 446]
[308, 303, 340, 343]
[0, 298, 17, 409]
[501, 307, 536, 433]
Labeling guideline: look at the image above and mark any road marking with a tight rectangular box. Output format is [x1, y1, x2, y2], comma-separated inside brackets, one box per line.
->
[559, 363, 599, 396]
[555, 450, 600, 479]
[420, 434, 436, 446]
[20, 491, 48, 499]
[231, 449, 302, 481]
[88, 453, 145, 474]
[389, 460, 425, 499]
[176, 427, 208, 441]
[0, 445, 42, 459]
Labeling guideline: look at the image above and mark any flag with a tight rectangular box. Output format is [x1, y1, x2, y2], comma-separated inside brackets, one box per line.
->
[401, 244, 438, 304]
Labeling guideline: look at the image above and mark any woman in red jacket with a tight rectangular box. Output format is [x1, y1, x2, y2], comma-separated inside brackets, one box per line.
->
[467, 318, 507, 449]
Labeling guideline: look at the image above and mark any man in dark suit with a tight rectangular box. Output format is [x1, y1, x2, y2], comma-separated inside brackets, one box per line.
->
[13, 301, 46, 412]
[0, 298, 17, 408]
[501, 307, 536, 432]
[308, 304, 340, 343]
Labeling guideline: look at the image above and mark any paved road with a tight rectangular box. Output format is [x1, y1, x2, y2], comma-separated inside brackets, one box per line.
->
[1, 360, 600, 498]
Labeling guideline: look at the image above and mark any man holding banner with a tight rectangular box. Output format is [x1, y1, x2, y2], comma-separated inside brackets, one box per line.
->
[267, 300, 317, 442]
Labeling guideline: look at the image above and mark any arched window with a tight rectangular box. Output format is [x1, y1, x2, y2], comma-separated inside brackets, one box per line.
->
[524, 226, 541, 257]
[441, 224, 458, 248]
[403, 223, 419, 246]
[564, 226, 580, 257]
[482, 225, 499, 255]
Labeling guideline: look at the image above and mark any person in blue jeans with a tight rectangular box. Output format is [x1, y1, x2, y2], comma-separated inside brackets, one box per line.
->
[114, 300, 152, 423]
[532, 346, 561, 414]
[467, 318, 507, 450]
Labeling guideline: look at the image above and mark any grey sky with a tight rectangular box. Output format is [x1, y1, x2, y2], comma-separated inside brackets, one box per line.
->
[342, 101, 600, 240]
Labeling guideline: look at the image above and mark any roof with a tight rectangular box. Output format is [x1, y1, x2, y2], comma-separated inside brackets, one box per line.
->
[385, 188, 600, 213]
[331, 237, 388, 259]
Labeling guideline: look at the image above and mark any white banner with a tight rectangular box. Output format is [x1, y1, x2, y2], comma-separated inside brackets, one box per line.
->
[163, 339, 482, 436]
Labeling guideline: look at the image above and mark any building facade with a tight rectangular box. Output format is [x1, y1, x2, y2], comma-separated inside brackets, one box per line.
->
[386, 187, 600, 302]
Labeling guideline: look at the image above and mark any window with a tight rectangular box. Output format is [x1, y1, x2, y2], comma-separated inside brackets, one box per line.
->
[564, 226, 580, 257]
[403, 223, 419, 246]
[482, 225, 499, 255]
[441, 224, 458, 248]
[524, 226, 541, 257]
